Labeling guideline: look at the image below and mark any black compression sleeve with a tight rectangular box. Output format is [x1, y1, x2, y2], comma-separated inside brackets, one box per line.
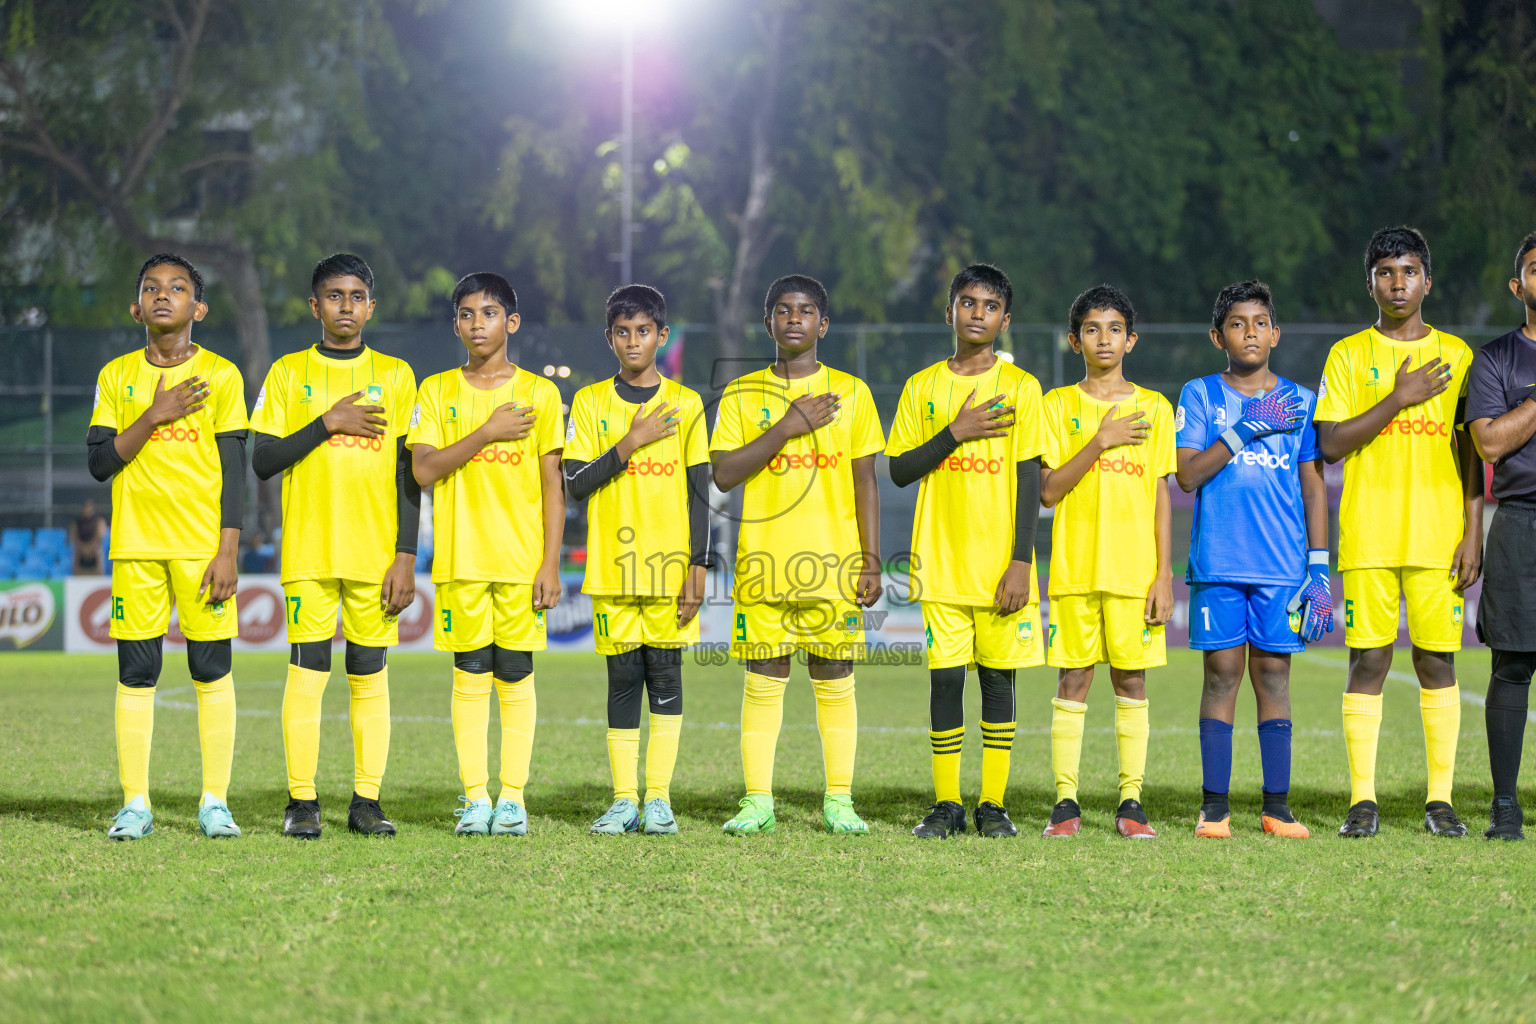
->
[687, 462, 711, 567]
[396, 435, 421, 554]
[888, 426, 960, 487]
[563, 447, 628, 502]
[86, 425, 127, 482]
[251, 418, 329, 480]
[216, 432, 247, 531]
[1014, 457, 1040, 562]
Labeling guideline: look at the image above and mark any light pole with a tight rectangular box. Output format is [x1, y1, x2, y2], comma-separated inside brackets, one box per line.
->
[618, 22, 634, 285]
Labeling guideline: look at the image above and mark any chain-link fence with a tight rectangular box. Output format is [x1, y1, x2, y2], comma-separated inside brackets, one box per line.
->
[0, 318, 1511, 565]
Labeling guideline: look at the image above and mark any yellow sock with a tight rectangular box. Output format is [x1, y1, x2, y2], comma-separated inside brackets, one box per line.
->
[1342, 691, 1383, 805]
[1114, 696, 1150, 803]
[929, 725, 964, 804]
[452, 667, 494, 802]
[741, 672, 788, 796]
[348, 668, 390, 800]
[1050, 698, 1086, 802]
[115, 683, 155, 807]
[608, 727, 640, 803]
[979, 719, 1016, 807]
[496, 673, 536, 805]
[1421, 684, 1461, 805]
[193, 673, 236, 803]
[281, 664, 329, 801]
[644, 712, 682, 805]
[812, 674, 857, 796]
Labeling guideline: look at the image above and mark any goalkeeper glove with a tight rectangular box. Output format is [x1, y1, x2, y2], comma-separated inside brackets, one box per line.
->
[1220, 385, 1304, 455]
[1287, 549, 1334, 644]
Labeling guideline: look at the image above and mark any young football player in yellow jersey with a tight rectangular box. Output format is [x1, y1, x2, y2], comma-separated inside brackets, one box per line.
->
[408, 272, 564, 837]
[1040, 284, 1176, 840]
[87, 254, 247, 841]
[887, 264, 1044, 840]
[1314, 226, 1482, 839]
[251, 253, 421, 839]
[564, 285, 709, 836]
[711, 274, 885, 835]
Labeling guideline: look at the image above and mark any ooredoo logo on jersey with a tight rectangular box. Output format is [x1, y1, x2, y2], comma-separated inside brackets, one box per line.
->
[150, 425, 201, 443]
[1097, 454, 1145, 477]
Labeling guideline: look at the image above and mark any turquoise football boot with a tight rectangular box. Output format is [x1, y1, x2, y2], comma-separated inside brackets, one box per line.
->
[197, 795, 241, 838]
[454, 796, 492, 836]
[108, 795, 154, 841]
[641, 798, 678, 835]
[722, 794, 776, 835]
[590, 798, 640, 835]
[823, 793, 869, 835]
[490, 797, 528, 836]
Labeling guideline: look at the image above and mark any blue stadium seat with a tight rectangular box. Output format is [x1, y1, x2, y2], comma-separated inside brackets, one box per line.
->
[16, 557, 51, 580]
[33, 528, 68, 553]
[1, 528, 30, 555]
[0, 553, 16, 580]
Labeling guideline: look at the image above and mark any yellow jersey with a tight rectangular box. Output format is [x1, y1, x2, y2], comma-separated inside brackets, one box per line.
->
[886, 358, 1045, 605]
[1041, 383, 1176, 598]
[711, 363, 886, 602]
[407, 365, 564, 585]
[90, 346, 247, 561]
[566, 376, 709, 597]
[1314, 326, 1472, 570]
[250, 345, 417, 584]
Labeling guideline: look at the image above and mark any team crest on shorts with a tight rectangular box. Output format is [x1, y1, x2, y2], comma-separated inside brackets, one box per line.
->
[843, 613, 860, 637]
[1288, 609, 1303, 633]
[211, 601, 226, 619]
[1016, 620, 1033, 645]
[366, 383, 384, 405]
[1453, 604, 1463, 625]
[1141, 626, 1152, 647]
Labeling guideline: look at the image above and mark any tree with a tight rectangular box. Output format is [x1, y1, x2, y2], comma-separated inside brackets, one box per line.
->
[0, 0, 401, 395]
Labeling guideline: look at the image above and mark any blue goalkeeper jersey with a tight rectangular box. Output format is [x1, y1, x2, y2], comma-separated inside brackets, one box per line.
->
[1176, 374, 1320, 586]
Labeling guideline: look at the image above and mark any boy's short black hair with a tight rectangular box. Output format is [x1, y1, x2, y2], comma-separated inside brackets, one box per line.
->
[606, 284, 666, 330]
[1068, 284, 1136, 337]
[948, 263, 1013, 314]
[1211, 279, 1276, 330]
[136, 253, 204, 302]
[451, 272, 518, 315]
[312, 252, 374, 295]
[1515, 231, 1536, 277]
[764, 274, 829, 319]
[1364, 226, 1431, 277]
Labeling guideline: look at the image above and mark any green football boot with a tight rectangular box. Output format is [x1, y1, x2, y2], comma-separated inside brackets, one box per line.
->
[823, 793, 869, 835]
[590, 798, 640, 835]
[197, 795, 242, 838]
[722, 794, 776, 835]
[641, 797, 678, 835]
[108, 795, 154, 841]
[490, 797, 528, 836]
[453, 796, 492, 836]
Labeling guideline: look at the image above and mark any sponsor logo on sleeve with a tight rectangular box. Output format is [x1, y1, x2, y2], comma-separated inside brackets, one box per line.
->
[253, 386, 266, 412]
[411, 404, 421, 430]
[1174, 405, 1186, 431]
[1317, 374, 1327, 398]
[92, 385, 101, 410]
[566, 417, 576, 444]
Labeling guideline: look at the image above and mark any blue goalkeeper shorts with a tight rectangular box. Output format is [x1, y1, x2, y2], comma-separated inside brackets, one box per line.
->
[1188, 582, 1304, 654]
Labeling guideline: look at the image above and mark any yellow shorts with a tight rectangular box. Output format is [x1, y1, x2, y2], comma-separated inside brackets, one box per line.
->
[591, 595, 698, 656]
[109, 559, 237, 642]
[434, 580, 547, 653]
[284, 578, 397, 646]
[731, 598, 865, 662]
[922, 601, 1044, 670]
[1046, 592, 1166, 670]
[1342, 567, 1463, 652]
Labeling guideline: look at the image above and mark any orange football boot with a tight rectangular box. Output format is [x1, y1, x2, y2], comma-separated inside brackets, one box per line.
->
[1261, 813, 1310, 838]
[1194, 811, 1232, 838]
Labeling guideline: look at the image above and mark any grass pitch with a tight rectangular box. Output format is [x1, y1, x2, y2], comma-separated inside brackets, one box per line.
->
[0, 648, 1532, 1023]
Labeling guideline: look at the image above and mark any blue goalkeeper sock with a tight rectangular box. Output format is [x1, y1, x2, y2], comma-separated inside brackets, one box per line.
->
[1198, 718, 1233, 813]
[1257, 718, 1293, 807]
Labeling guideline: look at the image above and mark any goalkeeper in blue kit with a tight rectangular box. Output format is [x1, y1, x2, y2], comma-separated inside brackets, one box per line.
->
[1174, 281, 1331, 838]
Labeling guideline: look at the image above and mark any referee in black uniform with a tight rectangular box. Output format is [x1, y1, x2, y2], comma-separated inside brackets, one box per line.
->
[1463, 232, 1536, 841]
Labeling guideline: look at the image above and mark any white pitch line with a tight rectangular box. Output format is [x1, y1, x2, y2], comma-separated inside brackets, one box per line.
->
[1299, 650, 1536, 723]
